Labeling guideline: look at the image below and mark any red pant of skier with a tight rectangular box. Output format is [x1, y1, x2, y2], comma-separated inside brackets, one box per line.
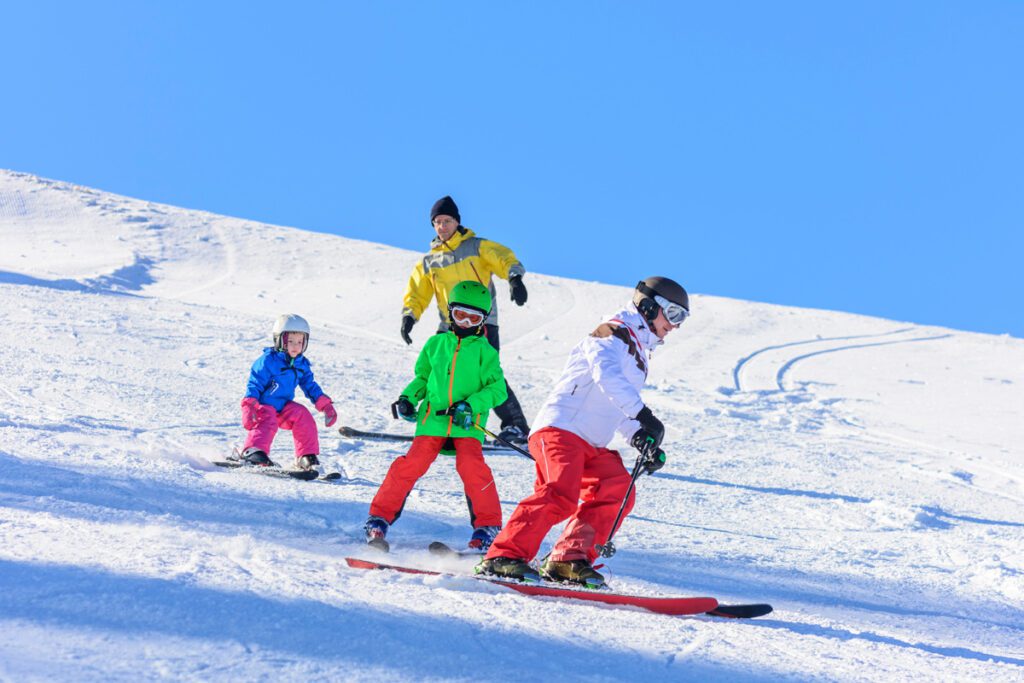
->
[370, 436, 503, 529]
[486, 427, 635, 565]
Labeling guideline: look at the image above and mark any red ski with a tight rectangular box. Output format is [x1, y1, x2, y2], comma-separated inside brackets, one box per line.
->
[344, 556, 719, 616]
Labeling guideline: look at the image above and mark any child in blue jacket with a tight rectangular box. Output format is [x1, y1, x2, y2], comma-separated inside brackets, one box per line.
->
[240, 314, 337, 470]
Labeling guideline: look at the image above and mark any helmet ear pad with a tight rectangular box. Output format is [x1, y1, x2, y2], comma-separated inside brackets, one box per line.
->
[637, 296, 660, 325]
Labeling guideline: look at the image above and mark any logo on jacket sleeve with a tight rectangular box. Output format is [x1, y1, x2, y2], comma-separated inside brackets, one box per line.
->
[611, 326, 648, 376]
[592, 322, 647, 376]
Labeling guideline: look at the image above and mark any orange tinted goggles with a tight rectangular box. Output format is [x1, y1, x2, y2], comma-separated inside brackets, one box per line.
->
[451, 305, 485, 327]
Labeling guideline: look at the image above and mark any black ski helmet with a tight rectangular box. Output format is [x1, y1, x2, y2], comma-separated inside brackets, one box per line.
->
[633, 276, 690, 325]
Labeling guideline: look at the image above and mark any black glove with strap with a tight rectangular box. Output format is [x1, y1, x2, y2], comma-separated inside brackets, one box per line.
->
[509, 275, 528, 306]
[391, 396, 416, 422]
[435, 401, 474, 430]
[400, 315, 416, 345]
[630, 406, 665, 456]
[640, 447, 666, 475]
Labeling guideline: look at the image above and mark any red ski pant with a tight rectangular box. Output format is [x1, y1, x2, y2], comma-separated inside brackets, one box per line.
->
[485, 427, 635, 564]
[243, 401, 319, 458]
[369, 436, 502, 528]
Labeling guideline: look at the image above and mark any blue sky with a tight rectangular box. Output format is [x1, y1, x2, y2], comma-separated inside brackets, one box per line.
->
[3, 2, 1021, 337]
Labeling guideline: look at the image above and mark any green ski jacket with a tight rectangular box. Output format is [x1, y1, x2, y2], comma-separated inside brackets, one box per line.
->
[401, 332, 508, 443]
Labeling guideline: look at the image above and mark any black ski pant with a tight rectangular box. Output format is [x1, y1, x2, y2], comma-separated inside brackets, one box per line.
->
[435, 323, 529, 433]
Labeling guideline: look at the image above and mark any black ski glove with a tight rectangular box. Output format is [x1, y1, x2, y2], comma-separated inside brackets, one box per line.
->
[509, 275, 528, 306]
[391, 396, 417, 422]
[630, 406, 665, 455]
[400, 315, 416, 345]
[436, 401, 474, 430]
[640, 447, 667, 475]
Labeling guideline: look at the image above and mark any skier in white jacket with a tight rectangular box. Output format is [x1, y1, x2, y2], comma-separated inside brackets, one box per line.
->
[479, 276, 690, 586]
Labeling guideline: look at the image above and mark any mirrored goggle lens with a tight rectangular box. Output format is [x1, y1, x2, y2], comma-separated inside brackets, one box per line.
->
[451, 306, 485, 326]
[655, 295, 689, 325]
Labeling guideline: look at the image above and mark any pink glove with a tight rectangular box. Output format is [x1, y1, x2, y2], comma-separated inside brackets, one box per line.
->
[315, 395, 338, 428]
[241, 397, 261, 430]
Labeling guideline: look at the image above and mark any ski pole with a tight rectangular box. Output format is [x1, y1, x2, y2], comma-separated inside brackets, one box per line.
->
[595, 454, 648, 558]
[474, 424, 534, 461]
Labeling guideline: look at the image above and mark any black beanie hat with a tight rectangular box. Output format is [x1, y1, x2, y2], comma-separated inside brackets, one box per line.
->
[430, 195, 460, 225]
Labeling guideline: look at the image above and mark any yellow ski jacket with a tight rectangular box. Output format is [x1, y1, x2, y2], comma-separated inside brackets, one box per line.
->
[402, 227, 525, 327]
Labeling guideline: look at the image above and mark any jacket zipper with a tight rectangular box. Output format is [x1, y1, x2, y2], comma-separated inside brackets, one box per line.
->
[445, 338, 462, 436]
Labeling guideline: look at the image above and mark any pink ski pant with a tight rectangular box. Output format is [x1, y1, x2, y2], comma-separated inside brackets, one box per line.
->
[485, 427, 635, 564]
[243, 401, 319, 458]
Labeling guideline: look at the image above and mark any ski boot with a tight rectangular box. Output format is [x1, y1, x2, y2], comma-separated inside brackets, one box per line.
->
[241, 448, 272, 467]
[540, 557, 606, 589]
[296, 454, 320, 471]
[364, 516, 390, 553]
[496, 425, 529, 448]
[467, 526, 500, 553]
[475, 556, 540, 583]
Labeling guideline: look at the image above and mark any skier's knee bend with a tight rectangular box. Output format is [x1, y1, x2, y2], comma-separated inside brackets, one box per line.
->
[542, 487, 580, 519]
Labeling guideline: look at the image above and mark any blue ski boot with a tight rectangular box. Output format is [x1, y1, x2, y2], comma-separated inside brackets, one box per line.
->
[364, 516, 390, 553]
[467, 526, 500, 553]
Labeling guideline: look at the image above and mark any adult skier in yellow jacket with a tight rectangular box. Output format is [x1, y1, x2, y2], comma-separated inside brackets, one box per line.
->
[400, 195, 531, 445]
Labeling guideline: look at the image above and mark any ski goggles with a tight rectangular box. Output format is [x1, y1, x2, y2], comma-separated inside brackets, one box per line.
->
[655, 295, 690, 325]
[450, 305, 486, 328]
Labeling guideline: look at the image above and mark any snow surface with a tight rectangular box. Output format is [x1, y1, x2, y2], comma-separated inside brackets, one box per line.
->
[0, 169, 1022, 682]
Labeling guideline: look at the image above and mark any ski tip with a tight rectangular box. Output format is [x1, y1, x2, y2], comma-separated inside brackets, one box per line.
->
[320, 472, 343, 481]
[367, 537, 390, 553]
[429, 541, 485, 558]
[705, 603, 774, 619]
[345, 557, 380, 570]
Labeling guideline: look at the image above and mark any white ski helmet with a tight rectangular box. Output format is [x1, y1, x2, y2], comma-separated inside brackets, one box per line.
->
[272, 313, 310, 353]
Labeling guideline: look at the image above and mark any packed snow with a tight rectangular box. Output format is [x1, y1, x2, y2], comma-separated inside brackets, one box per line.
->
[0, 169, 1021, 682]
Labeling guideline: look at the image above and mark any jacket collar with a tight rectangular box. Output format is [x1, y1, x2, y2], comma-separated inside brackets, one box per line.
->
[607, 303, 663, 352]
[430, 226, 475, 252]
[264, 347, 305, 366]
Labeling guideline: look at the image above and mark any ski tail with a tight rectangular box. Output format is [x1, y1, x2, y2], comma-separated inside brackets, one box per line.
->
[705, 604, 774, 619]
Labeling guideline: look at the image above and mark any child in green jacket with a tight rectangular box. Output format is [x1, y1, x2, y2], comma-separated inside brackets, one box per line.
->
[365, 281, 509, 552]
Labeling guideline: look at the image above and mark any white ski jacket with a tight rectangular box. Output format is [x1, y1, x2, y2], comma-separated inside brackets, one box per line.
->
[531, 303, 662, 448]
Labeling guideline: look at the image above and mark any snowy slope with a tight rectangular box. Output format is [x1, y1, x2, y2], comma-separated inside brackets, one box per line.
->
[0, 169, 1021, 682]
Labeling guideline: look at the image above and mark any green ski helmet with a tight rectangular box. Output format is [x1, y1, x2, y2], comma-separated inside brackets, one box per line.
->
[447, 280, 491, 337]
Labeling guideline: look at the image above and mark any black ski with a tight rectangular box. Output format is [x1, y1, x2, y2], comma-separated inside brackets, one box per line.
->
[212, 459, 342, 482]
[367, 537, 390, 553]
[339, 426, 517, 454]
[706, 603, 774, 619]
[428, 541, 484, 558]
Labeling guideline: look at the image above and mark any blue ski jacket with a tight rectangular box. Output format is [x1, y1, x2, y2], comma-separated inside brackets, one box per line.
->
[244, 347, 325, 412]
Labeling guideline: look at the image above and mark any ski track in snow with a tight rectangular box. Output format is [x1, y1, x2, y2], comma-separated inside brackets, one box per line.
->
[1, 169, 1023, 682]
